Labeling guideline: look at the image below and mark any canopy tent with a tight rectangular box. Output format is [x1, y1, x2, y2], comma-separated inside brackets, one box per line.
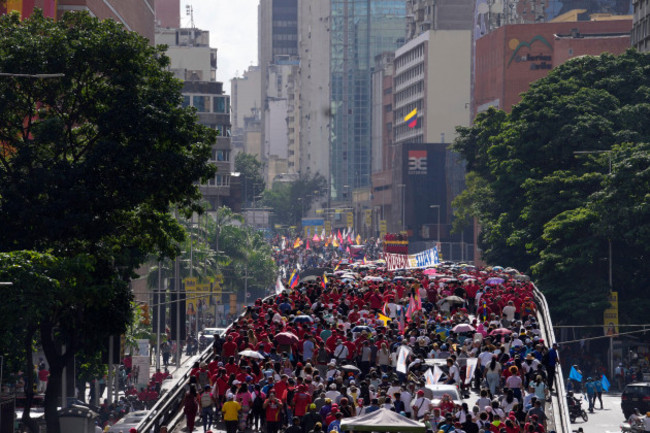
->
[340, 408, 426, 433]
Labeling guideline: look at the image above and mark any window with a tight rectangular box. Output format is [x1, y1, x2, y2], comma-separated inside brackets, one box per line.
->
[212, 150, 230, 161]
[182, 95, 190, 108]
[193, 95, 210, 112]
[213, 96, 226, 113]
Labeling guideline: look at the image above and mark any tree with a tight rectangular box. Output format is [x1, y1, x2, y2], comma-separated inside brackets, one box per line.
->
[0, 11, 215, 432]
[262, 174, 327, 227]
[452, 50, 650, 324]
[235, 152, 266, 206]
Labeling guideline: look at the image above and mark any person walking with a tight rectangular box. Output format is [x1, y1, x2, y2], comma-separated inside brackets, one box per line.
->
[183, 385, 200, 432]
[594, 376, 604, 410]
[585, 377, 596, 414]
[199, 385, 215, 433]
[222, 395, 242, 433]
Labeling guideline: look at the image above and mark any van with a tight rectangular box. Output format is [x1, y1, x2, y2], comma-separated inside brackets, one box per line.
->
[621, 382, 650, 418]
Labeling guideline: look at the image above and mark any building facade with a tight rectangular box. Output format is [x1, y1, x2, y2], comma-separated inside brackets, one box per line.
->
[296, 0, 331, 182]
[230, 66, 262, 160]
[473, 19, 633, 115]
[329, 0, 406, 200]
[632, 0, 650, 51]
[155, 0, 180, 28]
[406, 0, 474, 41]
[155, 27, 217, 82]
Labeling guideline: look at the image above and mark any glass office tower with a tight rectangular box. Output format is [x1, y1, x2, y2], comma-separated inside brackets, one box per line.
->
[330, 0, 406, 200]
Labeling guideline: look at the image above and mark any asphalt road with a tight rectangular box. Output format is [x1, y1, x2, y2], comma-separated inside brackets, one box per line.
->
[570, 392, 626, 433]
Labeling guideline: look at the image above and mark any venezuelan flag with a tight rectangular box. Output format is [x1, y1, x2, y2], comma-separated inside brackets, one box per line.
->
[288, 270, 299, 289]
[321, 273, 328, 289]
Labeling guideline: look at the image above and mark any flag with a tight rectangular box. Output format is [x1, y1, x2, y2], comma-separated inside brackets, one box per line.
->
[424, 368, 436, 386]
[334, 260, 342, 271]
[415, 291, 422, 311]
[293, 237, 302, 249]
[406, 295, 417, 321]
[347, 234, 353, 244]
[321, 228, 326, 239]
[601, 375, 611, 392]
[306, 240, 311, 250]
[321, 273, 328, 289]
[312, 233, 320, 242]
[377, 313, 390, 326]
[396, 346, 410, 374]
[288, 270, 299, 289]
[432, 365, 444, 384]
[337, 230, 343, 243]
[332, 237, 339, 248]
[356, 234, 361, 245]
[398, 306, 406, 334]
[382, 301, 388, 316]
[275, 276, 286, 295]
[281, 237, 286, 250]
[569, 366, 582, 382]
[464, 358, 478, 385]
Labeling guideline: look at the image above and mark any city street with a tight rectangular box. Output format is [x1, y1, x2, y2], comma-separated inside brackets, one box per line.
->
[571, 392, 626, 433]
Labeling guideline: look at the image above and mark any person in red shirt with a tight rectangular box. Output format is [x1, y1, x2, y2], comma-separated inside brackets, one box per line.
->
[293, 384, 312, 419]
[263, 390, 283, 433]
[274, 375, 289, 402]
[222, 335, 238, 358]
[225, 357, 239, 377]
[347, 305, 360, 323]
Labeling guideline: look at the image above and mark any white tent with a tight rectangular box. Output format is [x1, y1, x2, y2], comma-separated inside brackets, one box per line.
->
[340, 408, 426, 433]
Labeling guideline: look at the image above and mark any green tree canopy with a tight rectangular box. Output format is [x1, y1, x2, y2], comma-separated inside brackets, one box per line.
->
[235, 152, 266, 206]
[262, 174, 327, 228]
[0, 11, 215, 432]
[452, 50, 650, 324]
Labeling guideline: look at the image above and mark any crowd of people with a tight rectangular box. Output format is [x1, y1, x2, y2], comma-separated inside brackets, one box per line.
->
[179, 253, 561, 433]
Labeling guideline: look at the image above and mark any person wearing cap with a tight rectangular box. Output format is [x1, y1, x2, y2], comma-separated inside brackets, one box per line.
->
[584, 376, 596, 413]
[293, 384, 312, 421]
[302, 403, 322, 433]
[436, 413, 455, 433]
[308, 421, 325, 433]
[411, 389, 432, 420]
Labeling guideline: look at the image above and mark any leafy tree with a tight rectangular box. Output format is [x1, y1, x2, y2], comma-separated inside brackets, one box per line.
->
[262, 174, 327, 227]
[235, 152, 266, 206]
[0, 11, 215, 432]
[452, 50, 650, 324]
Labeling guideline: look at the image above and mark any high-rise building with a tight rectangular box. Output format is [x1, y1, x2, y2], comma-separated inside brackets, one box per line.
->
[231, 66, 262, 158]
[155, 0, 180, 28]
[259, 0, 299, 184]
[406, 0, 474, 41]
[296, 0, 331, 182]
[155, 26, 236, 213]
[632, 0, 650, 51]
[329, 0, 407, 200]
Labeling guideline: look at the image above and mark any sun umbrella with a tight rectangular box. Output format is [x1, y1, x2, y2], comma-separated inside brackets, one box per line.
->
[275, 332, 299, 345]
[442, 295, 465, 304]
[302, 275, 318, 282]
[239, 350, 265, 359]
[340, 364, 361, 374]
[422, 269, 437, 275]
[489, 328, 512, 336]
[352, 326, 375, 333]
[293, 315, 314, 324]
[452, 324, 476, 333]
[440, 278, 459, 283]
[485, 277, 504, 285]
[492, 266, 504, 271]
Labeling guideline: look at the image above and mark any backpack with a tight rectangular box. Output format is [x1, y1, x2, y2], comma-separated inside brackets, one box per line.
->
[198, 370, 209, 388]
[200, 392, 213, 408]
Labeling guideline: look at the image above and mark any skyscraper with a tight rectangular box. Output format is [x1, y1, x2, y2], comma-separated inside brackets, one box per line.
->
[329, 0, 406, 200]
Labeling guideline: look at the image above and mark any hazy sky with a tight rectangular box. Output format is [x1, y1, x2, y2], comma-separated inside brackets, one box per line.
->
[179, 0, 258, 84]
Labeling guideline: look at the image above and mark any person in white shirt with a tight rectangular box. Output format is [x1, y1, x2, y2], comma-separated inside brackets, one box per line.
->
[410, 390, 431, 420]
[445, 358, 461, 384]
[502, 300, 517, 322]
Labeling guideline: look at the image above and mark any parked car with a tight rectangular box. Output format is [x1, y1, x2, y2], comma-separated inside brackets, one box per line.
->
[424, 384, 463, 408]
[621, 382, 650, 419]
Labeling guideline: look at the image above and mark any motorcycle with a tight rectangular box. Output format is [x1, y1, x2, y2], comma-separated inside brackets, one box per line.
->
[568, 396, 589, 423]
[621, 421, 645, 433]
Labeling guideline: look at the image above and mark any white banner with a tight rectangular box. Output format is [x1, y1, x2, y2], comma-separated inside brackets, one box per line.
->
[396, 345, 410, 374]
[132, 356, 150, 389]
[136, 339, 150, 357]
[464, 358, 478, 385]
[433, 365, 444, 384]
[275, 276, 286, 295]
[385, 247, 439, 271]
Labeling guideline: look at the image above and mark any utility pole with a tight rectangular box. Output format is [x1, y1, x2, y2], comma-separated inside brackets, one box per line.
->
[174, 256, 181, 368]
[156, 261, 161, 371]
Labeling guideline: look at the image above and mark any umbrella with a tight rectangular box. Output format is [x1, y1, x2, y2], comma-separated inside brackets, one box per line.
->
[340, 364, 361, 374]
[441, 295, 465, 304]
[302, 275, 318, 282]
[293, 315, 314, 324]
[239, 350, 265, 359]
[362, 276, 384, 282]
[352, 326, 374, 333]
[485, 277, 504, 285]
[492, 266, 504, 271]
[440, 278, 459, 283]
[490, 328, 513, 336]
[452, 324, 476, 333]
[422, 269, 437, 275]
[275, 332, 299, 345]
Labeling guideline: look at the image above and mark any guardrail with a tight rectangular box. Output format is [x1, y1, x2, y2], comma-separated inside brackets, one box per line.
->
[533, 285, 572, 433]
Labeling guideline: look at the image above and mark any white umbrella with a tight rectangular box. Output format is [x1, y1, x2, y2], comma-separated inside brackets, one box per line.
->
[239, 350, 265, 359]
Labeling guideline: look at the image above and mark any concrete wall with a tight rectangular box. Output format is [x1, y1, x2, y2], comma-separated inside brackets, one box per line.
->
[231, 66, 261, 132]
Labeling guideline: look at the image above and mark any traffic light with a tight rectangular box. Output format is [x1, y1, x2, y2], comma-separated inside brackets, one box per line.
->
[141, 304, 150, 326]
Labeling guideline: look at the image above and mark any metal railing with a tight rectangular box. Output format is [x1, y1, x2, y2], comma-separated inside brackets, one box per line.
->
[533, 285, 572, 433]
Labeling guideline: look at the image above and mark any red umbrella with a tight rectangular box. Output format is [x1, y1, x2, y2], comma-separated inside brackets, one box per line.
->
[489, 328, 513, 336]
[275, 331, 299, 345]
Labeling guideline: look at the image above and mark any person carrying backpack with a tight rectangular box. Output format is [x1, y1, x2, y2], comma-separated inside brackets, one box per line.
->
[200, 385, 215, 433]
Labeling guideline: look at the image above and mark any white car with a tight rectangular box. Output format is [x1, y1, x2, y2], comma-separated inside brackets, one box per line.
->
[201, 327, 227, 338]
[424, 384, 463, 408]
[107, 410, 149, 433]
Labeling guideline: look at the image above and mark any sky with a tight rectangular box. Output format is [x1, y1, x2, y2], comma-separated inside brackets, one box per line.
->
[179, 0, 258, 85]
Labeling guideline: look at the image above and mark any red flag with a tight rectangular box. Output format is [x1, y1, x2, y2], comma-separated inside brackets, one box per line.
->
[306, 240, 311, 250]
[337, 230, 343, 243]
